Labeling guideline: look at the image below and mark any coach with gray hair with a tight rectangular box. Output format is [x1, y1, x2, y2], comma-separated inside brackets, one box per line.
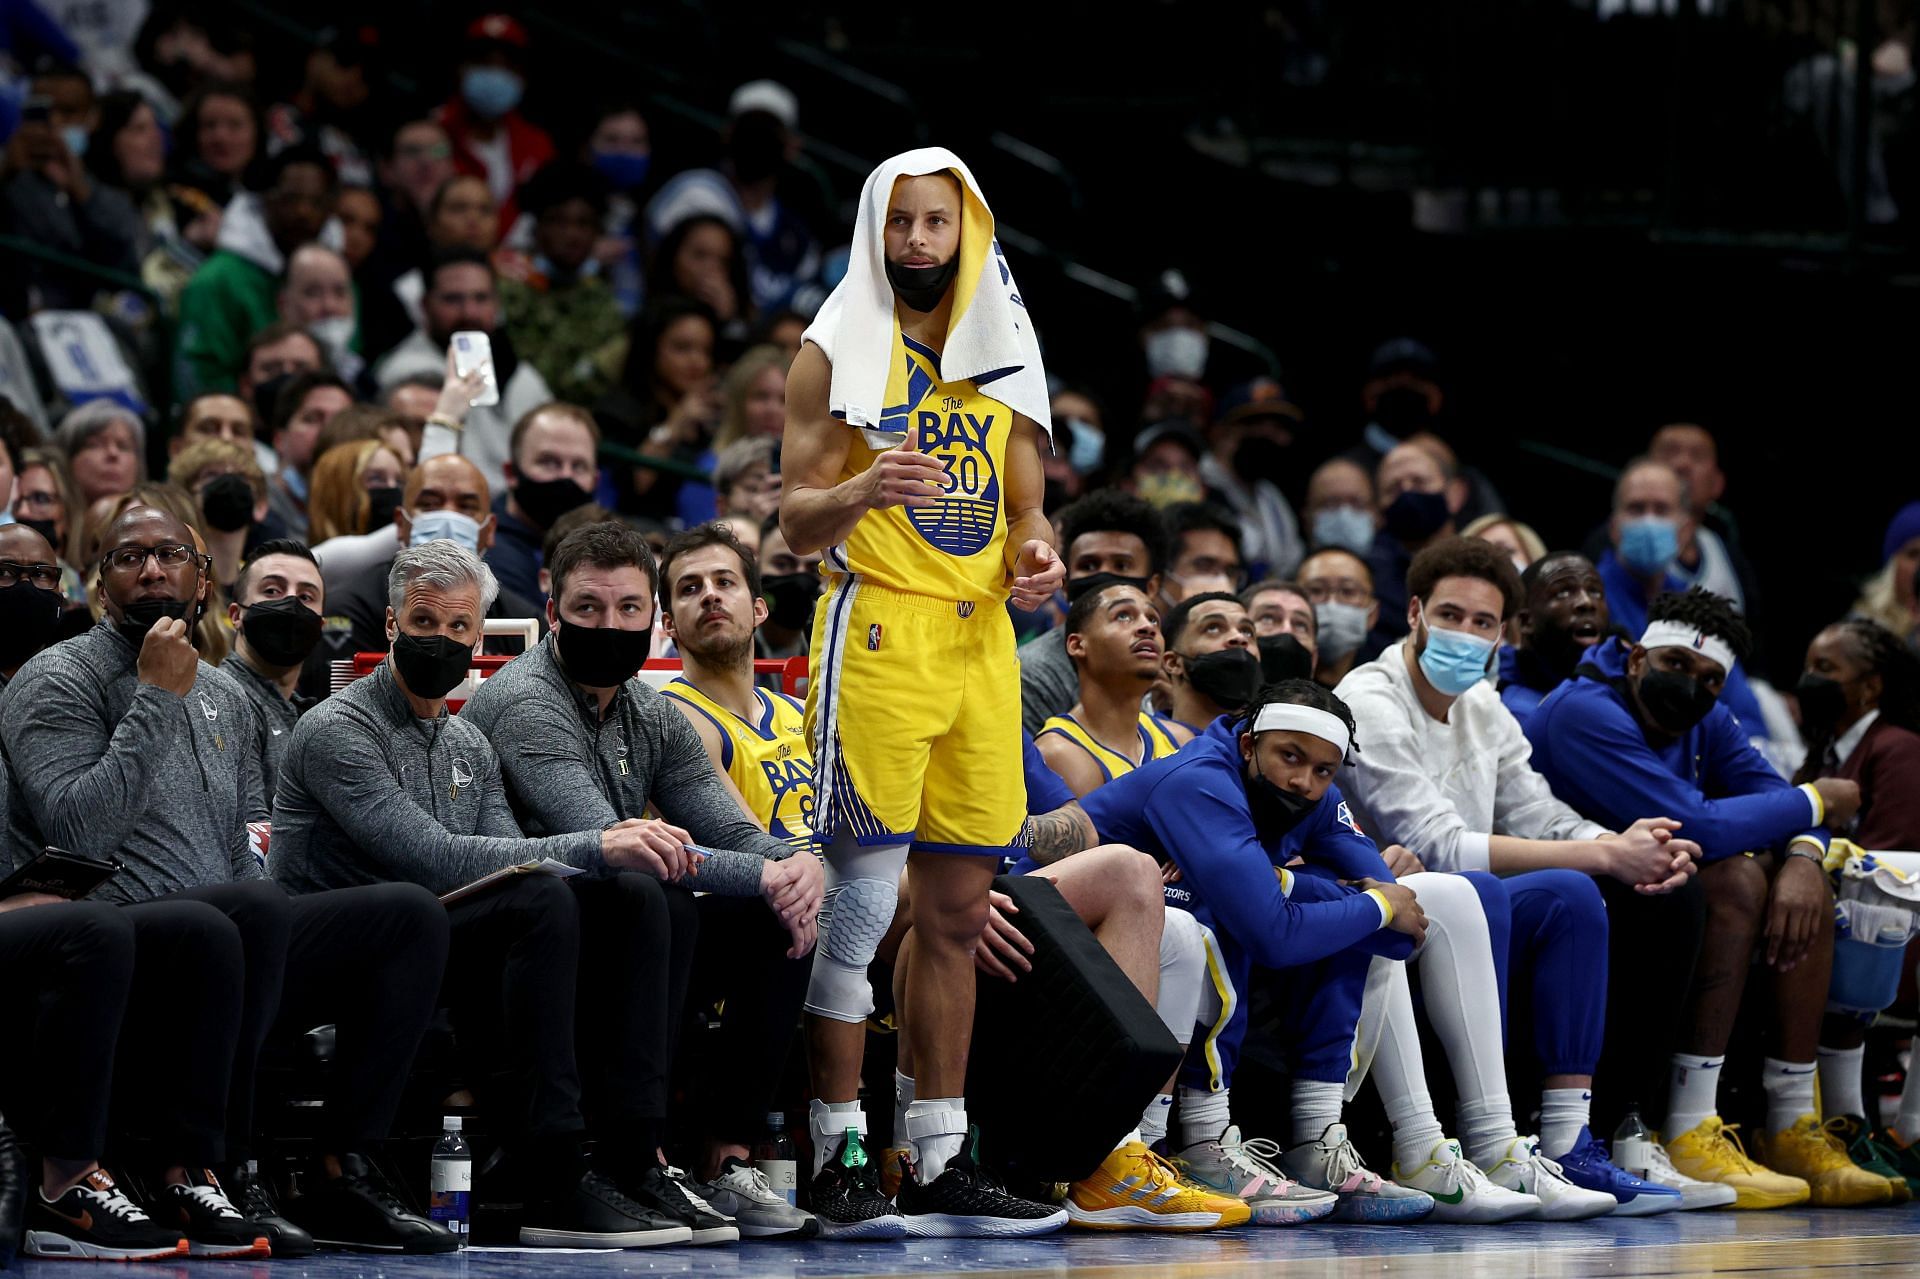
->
[268, 538, 725, 1252]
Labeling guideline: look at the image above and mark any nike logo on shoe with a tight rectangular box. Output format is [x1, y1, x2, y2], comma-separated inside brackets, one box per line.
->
[1431, 1186, 1466, 1204]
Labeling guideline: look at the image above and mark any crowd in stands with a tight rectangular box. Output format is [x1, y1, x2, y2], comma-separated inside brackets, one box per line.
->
[4, 2, 1920, 1264]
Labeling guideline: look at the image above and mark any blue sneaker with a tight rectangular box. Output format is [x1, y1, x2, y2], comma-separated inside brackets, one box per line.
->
[1553, 1128, 1683, 1217]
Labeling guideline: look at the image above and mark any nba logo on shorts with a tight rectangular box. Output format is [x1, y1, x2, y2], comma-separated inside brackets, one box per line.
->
[868, 623, 883, 650]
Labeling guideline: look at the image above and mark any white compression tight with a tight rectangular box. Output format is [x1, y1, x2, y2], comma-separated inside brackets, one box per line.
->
[1364, 871, 1515, 1170]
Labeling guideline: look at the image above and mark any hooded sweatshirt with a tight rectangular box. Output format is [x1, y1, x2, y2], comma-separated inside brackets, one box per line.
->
[175, 193, 285, 397]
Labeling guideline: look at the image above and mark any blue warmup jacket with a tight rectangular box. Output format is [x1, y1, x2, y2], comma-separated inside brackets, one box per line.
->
[1525, 638, 1824, 863]
[1595, 550, 1765, 729]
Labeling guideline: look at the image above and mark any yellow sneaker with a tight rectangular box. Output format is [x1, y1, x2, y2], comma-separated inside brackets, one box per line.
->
[1067, 1140, 1253, 1231]
[879, 1146, 910, 1200]
[1664, 1117, 1810, 1209]
[1754, 1116, 1897, 1208]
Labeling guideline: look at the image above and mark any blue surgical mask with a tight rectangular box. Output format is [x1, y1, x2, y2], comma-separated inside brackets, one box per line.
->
[1312, 506, 1375, 556]
[1618, 516, 1678, 576]
[591, 149, 651, 190]
[461, 66, 524, 120]
[61, 125, 89, 158]
[1415, 608, 1497, 696]
[408, 509, 482, 552]
[1063, 416, 1104, 474]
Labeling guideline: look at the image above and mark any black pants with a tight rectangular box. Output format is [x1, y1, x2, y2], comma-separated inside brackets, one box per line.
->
[443, 873, 698, 1168]
[679, 895, 811, 1148]
[168, 879, 449, 1160]
[1594, 874, 1707, 1135]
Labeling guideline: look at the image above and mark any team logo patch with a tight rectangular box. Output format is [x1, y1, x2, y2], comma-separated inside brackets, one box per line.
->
[450, 757, 475, 799]
[957, 601, 975, 619]
[1336, 801, 1363, 835]
[868, 623, 883, 650]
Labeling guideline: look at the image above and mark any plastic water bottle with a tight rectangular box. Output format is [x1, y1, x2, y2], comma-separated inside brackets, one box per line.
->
[1613, 1107, 1654, 1179]
[754, 1112, 798, 1206]
[428, 1116, 471, 1242]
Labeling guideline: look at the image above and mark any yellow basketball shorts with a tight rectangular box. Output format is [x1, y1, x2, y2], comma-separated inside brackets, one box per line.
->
[804, 575, 1026, 856]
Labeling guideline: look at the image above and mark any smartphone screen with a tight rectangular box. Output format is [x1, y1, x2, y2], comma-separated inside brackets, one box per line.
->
[451, 330, 500, 408]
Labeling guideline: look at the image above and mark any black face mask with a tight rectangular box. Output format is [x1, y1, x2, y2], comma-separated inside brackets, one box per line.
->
[1181, 646, 1263, 713]
[391, 631, 473, 700]
[1232, 434, 1288, 484]
[884, 256, 960, 313]
[557, 619, 651, 688]
[1382, 489, 1451, 543]
[513, 475, 592, 530]
[762, 572, 822, 632]
[0, 580, 63, 669]
[366, 485, 404, 532]
[1527, 622, 1592, 682]
[199, 473, 255, 533]
[1796, 674, 1850, 739]
[1246, 764, 1318, 836]
[1637, 667, 1719, 736]
[241, 597, 324, 668]
[1258, 633, 1314, 684]
[1065, 571, 1154, 606]
[115, 596, 196, 647]
[1372, 386, 1433, 437]
[17, 516, 61, 550]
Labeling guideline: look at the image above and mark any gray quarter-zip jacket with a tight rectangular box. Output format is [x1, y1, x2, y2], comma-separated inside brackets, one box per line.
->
[219, 650, 303, 809]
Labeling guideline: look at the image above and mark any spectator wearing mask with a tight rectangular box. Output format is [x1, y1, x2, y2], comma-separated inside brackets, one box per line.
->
[262, 26, 379, 188]
[488, 402, 597, 606]
[583, 104, 653, 317]
[375, 247, 552, 490]
[645, 84, 820, 315]
[10, 445, 88, 602]
[437, 13, 553, 236]
[1, 63, 143, 308]
[1344, 338, 1504, 525]
[595, 296, 719, 520]
[753, 513, 821, 662]
[1161, 591, 1261, 731]
[499, 161, 624, 405]
[220, 539, 326, 797]
[236, 322, 326, 443]
[1499, 553, 1610, 731]
[1302, 457, 1377, 558]
[1242, 578, 1319, 685]
[1035, 581, 1190, 796]
[1017, 489, 1168, 734]
[176, 146, 338, 398]
[167, 83, 260, 216]
[1648, 423, 1759, 617]
[268, 539, 716, 1250]
[53, 400, 143, 506]
[1200, 381, 1305, 580]
[263, 371, 353, 540]
[1298, 548, 1378, 689]
[167, 437, 267, 588]
[1797, 620, 1920, 1186]
[1134, 270, 1216, 402]
[0, 504, 458, 1254]
[1366, 441, 1463, 655]
[276, 243, 361, 387]
[1526, 590, 1891, 1209]
[1159, 501, 1244, 613]
[305, 438, 405, 545]
[1128, 419, 1208, 511]
[0, 521, 75, 684]
[1852, 501, 1920, 647]
[711, 343, 787, 451]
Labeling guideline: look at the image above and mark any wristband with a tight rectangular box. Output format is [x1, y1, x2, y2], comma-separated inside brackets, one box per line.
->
[1364, 886, 1394, 927]
[1799, 782, 1824, 827]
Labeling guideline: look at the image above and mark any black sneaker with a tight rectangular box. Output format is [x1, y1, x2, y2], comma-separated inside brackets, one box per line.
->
[618, 1165, 739, 1245]
[0, 1116, 24, 1268]
[161, 1170, 272, 1258]
[224, 1160, 316, 1258]
[895, 1129, 1068, 1238]
[284, 1152, 460, 1254]
[806, 1130, 906, 1240]
[24, 1169, 187, 1261]
[521, 1170, 692, 1249]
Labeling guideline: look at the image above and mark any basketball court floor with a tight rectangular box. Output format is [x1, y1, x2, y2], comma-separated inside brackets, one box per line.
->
[15, 1206, 1920, 1279]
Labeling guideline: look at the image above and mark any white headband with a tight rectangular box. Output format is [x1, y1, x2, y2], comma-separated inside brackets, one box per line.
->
[1252, 702, 1350, 757]
[1639, 621, 1735, 673]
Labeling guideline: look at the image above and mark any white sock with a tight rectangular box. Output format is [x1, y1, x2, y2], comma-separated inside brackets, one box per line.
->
[1538, 1088, 1592, 1159]
[1387, 1089, 1447, 1174]
[1762, 1058, 1818, 1134]
[1139, 1094, 1172, 1148]
[1176, 1085, 1232, 1149]
[1665, 1053, 1724, 1138]
[893, 1069, 915, 1150]
[903, 1097, 967, 1183]
[1459, 1096, 1518, 1169]
[808, 1099, 866, 1177]
[1818, 1045, 1866, 1120]
[1291, 1078, 1345, 1148]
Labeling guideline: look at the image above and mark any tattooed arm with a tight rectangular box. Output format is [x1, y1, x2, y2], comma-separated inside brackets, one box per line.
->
[1026, 801, 1096, 867]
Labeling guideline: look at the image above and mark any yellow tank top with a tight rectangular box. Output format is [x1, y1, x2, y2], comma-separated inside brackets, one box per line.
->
[827, 330, 1015, 603]
[1037, 712, 1183, 783]
[660, 678, 815, 845]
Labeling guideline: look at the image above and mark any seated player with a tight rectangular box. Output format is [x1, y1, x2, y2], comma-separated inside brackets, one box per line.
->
[1074, 679, 1437, 1223]
[1337, 537, 1690, 1217]
[1528, 588, 1893, 1208]
[1036, 581, 1191, 796]
[1159, 591, 1263, 731]
[1499, 552, 1611, 730]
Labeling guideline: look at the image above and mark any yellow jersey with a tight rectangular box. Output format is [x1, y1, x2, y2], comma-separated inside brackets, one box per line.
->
[661, 678, 816, 845]
[826, 330, 1016, 604]
[1037, 711, 1184, 784]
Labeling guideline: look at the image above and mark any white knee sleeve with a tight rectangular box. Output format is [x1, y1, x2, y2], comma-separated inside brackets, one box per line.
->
[1158, 909, 1207, 1044]
[805, 836, 909, 1023]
